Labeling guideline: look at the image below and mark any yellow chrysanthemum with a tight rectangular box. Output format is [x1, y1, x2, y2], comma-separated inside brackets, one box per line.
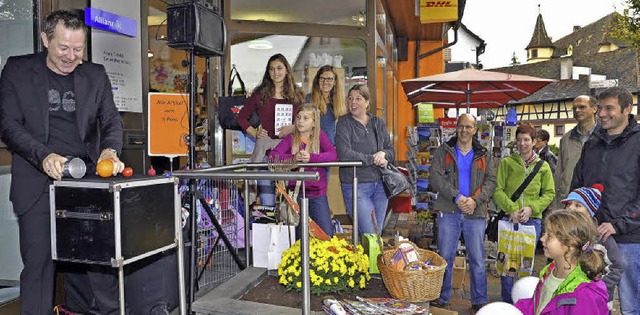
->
[276, 238, 369, 294]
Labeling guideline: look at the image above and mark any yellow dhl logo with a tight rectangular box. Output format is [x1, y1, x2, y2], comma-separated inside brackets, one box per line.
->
[423, 1, 455, 7]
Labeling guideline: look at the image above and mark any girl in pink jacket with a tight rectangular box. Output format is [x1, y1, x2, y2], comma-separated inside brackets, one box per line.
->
[515, 210, 609, 315]
[269, 104, 337, 237]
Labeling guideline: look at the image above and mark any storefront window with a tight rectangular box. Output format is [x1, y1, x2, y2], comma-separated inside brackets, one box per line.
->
[0, 0, 34, 72]
[0, 0, 34, 295]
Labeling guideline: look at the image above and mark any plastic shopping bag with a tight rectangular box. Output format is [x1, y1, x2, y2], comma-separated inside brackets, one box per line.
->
[496, 219, 536, 278]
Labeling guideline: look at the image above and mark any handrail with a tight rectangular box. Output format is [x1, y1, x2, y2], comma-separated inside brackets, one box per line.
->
[175, 161, 363, 173]
[172, 171, 319, 181]
[172, 160, 363, 315]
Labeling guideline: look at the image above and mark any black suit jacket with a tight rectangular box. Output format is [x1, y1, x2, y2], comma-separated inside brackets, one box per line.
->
[0, 52, 123, 214]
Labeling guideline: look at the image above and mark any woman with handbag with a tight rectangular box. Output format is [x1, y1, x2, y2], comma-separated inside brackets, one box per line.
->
[305, 65, 347, 144]
[336, 84, 396, 235]
[492, 121, 556, 303]
[237, 53, 305, 162]
[237, 54, 305, 204]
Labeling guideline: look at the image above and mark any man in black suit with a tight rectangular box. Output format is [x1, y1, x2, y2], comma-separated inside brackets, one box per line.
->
[0, 9, 124, 314]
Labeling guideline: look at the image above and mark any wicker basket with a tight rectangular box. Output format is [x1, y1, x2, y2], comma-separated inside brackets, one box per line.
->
[377, 240, 447, 302]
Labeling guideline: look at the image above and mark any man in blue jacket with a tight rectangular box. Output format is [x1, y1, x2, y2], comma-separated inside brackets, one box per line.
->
[571, 86, 640, 315]
[429, 113, 496, 312]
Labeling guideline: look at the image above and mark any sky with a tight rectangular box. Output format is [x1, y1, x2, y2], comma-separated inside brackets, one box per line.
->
[462, 0, 629, 69]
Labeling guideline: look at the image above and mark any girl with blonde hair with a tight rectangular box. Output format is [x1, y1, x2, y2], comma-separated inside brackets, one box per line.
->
[306, 65, 346, 144]
[268, 104, 337, 236]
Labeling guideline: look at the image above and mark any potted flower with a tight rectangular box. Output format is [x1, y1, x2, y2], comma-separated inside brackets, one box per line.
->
[277, 236, 371, 294]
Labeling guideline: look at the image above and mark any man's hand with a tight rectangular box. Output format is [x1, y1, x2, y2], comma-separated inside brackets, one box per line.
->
[98, 149, 125, 175]
[597, 222, 617, 241]
[455, 196, 474, 214]
[455, 195, 467, 208]
[460, 197, 477, 214]
[43, 153, 68, 180]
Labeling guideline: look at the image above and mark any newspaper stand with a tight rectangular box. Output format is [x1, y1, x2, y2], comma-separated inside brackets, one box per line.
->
[49, 176, 186, 315]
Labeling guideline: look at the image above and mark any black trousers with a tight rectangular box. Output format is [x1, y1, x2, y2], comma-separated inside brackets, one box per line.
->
[63, 251, 179, 315]
[17, 192, 55, 315]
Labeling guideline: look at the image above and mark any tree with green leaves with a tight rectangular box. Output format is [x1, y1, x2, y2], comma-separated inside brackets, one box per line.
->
[611, 1, 640, 89]
[611, 1, 640, 47]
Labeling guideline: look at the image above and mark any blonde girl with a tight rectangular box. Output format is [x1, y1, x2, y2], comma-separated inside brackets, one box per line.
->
[306, 65, 347, 144]
[268, 104, 337, 236]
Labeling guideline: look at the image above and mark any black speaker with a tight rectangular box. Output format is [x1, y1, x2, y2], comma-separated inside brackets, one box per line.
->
[166, 2, 226, 57]
[397, 37, 408, 61]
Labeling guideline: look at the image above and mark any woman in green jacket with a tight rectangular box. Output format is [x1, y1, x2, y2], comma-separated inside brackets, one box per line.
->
[492, 122, 556, 304]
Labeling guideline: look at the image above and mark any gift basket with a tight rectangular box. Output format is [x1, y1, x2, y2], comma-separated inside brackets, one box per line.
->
[377, 240, 447, 302]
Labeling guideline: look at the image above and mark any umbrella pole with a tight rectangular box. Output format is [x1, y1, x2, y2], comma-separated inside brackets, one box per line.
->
[466, 83, 471, 113]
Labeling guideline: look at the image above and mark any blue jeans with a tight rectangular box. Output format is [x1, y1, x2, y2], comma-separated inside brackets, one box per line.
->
[295, 195, 333, 238]
[618, 243, 640, 315]
[501, 218, 541, 304]
[436, 212, 487, 305]
[341, 182, 388, 235]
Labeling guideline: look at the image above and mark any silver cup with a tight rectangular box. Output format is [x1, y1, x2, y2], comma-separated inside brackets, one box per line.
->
[63, 158, 87, 179]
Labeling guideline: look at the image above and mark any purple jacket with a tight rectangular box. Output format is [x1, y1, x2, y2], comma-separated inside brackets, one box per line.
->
[268, 130, 337, 197]
[515, 263, 609, 315]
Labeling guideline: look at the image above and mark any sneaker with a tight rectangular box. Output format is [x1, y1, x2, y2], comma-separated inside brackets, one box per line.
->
[472, 303, 487, 312]
[430, 300, 449, 308]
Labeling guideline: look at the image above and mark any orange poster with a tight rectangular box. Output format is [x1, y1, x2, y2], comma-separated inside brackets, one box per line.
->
[148, 93, 189, 156]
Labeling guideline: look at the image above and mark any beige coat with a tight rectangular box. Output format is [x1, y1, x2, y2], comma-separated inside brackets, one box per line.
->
[553, 125, 597, 208]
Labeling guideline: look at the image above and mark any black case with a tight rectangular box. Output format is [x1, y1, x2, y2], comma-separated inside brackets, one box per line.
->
[50, 176, 180, 266]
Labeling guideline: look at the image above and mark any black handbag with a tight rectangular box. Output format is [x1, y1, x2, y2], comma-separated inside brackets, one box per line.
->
[217, 66, 259, 130]
[380, 163, 410, 198]
[371, 117, 409, 198]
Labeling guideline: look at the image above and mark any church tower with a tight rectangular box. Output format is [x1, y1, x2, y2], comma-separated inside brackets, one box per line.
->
[526, 5, 555, 63]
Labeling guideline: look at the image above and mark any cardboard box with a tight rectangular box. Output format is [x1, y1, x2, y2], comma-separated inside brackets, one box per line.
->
[452, 256, 467, 289]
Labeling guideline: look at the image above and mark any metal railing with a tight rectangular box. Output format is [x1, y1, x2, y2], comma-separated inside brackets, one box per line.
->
[173, 160, 362, 315]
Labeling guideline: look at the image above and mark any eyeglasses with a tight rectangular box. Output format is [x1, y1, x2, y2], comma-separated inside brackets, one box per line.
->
[319, 77, 335, 82]
[457, 125, 476, 131]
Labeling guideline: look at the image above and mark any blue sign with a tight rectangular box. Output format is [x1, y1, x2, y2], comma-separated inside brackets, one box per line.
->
[85, 8, 136, 37]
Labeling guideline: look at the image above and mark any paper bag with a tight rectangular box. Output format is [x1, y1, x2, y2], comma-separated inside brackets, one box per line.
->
[251, 223, 295, 270]
[496, 219, 536, 278]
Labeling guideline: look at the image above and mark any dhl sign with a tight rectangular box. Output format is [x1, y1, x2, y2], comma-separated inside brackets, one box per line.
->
[420, 0, 458, 24]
